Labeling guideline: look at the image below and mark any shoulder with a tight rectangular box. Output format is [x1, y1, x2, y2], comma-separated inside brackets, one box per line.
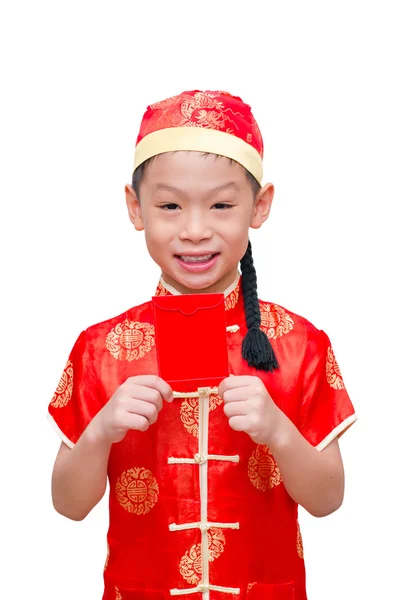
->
[257, 298, 328, 347]
[82, 300, 155, 346]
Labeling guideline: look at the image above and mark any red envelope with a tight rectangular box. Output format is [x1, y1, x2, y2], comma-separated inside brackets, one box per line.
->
[152, 293, 229, 392]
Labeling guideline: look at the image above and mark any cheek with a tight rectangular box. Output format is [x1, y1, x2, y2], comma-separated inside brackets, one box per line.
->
[220, 216, 250, 259]
[221, 214, 250, 241]
[143, 221, 173, 257]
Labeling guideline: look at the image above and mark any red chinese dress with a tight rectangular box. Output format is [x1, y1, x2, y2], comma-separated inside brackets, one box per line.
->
[47, 275, 356, 600]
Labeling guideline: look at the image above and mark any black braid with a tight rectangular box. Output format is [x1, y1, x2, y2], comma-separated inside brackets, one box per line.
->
[240, 240, 279, 372]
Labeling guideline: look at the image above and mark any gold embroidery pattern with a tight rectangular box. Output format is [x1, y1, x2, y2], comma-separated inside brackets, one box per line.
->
[180, 543, 202, 585]
[180, 394, 223, 437]
[248, 445, 282, 492]
[179, 528, 226, 585]
[106, 320, 155, 361]
[142, 91, 243, 138]
[51, 359, 73, 408]
[297, 522, 304, 559]
[208, 527, 226, 559]
[224, 281, 240, 311]
[326, 347, 345, 390]
[115, 587, 123, 600]
[154, 280, 169, 297]
[103, 541, 109, 571]
[115, 467, 159, 515]
[259, 302, 294, 339]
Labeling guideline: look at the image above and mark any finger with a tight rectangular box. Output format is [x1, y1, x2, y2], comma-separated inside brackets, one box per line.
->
[223, 401, 248, 418]
[218, 376, 261, 396]
[124, 413, 150, 432]
[126, 385, 163, 412]
[125, 399, 159, 425]
[126, 375, 174, 403]
[228, 415, 251, 432]
[223, 385, 254, 403]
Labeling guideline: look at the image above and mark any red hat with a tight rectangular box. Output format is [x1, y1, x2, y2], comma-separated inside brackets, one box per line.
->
[133, 90, 264, 185]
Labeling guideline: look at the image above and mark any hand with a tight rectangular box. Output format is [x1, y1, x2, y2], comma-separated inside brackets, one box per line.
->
[218, 375, 283, 446]
[90, 375, 173, 445]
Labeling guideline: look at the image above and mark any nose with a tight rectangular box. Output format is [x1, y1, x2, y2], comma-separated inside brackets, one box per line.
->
[178, 208, 213, 243]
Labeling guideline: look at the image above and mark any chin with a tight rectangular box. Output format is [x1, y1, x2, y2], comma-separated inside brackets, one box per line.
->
[178, 272, 226, 293]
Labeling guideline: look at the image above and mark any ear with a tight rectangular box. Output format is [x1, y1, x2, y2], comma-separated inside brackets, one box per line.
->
[250, 183, 274, 229]
[125, 184, 144, 231]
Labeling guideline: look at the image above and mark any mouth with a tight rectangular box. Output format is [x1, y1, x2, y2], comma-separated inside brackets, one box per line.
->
[174, 252, 220, 272]
[175, 253, 219, 264]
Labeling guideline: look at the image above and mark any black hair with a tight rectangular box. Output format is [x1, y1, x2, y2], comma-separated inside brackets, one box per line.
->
[132, 153, 279, 373]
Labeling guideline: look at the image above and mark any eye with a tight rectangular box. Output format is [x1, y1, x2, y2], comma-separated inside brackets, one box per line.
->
[212, 203, 233, 210]
[160, 203, 180, 210]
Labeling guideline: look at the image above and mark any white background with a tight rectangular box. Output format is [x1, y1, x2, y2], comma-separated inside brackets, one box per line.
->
[1, 1, 396, 598]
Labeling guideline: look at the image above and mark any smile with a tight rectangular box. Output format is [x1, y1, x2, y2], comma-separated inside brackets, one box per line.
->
[175, 253, 220, 272]
[177, 254, 217, 263]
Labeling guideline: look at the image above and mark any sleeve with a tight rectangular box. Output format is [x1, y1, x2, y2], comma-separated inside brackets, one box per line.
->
[298, 326, 357, 451]
[47, 329, 104, 448]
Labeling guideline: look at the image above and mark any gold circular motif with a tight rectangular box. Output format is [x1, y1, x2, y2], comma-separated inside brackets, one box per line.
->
[51, 359, 73, 408]
[106, 319, 155, 361]
[180, 398, 200, 437]
[180, 394, 223, 437]
[115, 467, 159, 515]
[259, 302, 294, 339]
[180, 543, 202, 585]
[326, 346, 345, 390]
[297, 522, 304, 559]
[179, 528, 226, 584]
[248, 445, 282, 492]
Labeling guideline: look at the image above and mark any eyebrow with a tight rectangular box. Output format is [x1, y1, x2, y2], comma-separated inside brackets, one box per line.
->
[153, 182, 239, 195]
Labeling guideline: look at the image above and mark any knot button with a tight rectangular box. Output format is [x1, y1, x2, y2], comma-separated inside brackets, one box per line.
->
[194, 453, 207, 464]
[198, 387, 211, 397]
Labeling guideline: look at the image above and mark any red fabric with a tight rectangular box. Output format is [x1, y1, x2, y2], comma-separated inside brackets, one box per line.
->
[136, 90, 264, 159]
[48, 278, 355, 600]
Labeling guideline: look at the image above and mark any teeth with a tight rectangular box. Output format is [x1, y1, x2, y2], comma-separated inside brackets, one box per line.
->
[179, 254, 214, 263]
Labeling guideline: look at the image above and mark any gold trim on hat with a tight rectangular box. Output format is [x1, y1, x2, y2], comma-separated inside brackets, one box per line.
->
[134, 127, 263, 185]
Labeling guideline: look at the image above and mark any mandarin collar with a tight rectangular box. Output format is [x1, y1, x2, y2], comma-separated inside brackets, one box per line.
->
[154, 272, 241, 313]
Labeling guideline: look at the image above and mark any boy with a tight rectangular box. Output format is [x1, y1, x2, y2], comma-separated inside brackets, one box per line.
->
[48, 90, 356, 600]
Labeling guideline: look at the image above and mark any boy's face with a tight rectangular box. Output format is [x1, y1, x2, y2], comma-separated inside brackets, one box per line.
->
[125, 151, 273, 294]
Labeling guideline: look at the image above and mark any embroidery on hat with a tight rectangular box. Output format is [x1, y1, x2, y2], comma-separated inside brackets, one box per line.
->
[115, 467, 159, 515]
[326, 346, 345, 390]
[51, 359, 73, 408]
[106, 319, 155, 361]
[142, 91, 244, 138]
